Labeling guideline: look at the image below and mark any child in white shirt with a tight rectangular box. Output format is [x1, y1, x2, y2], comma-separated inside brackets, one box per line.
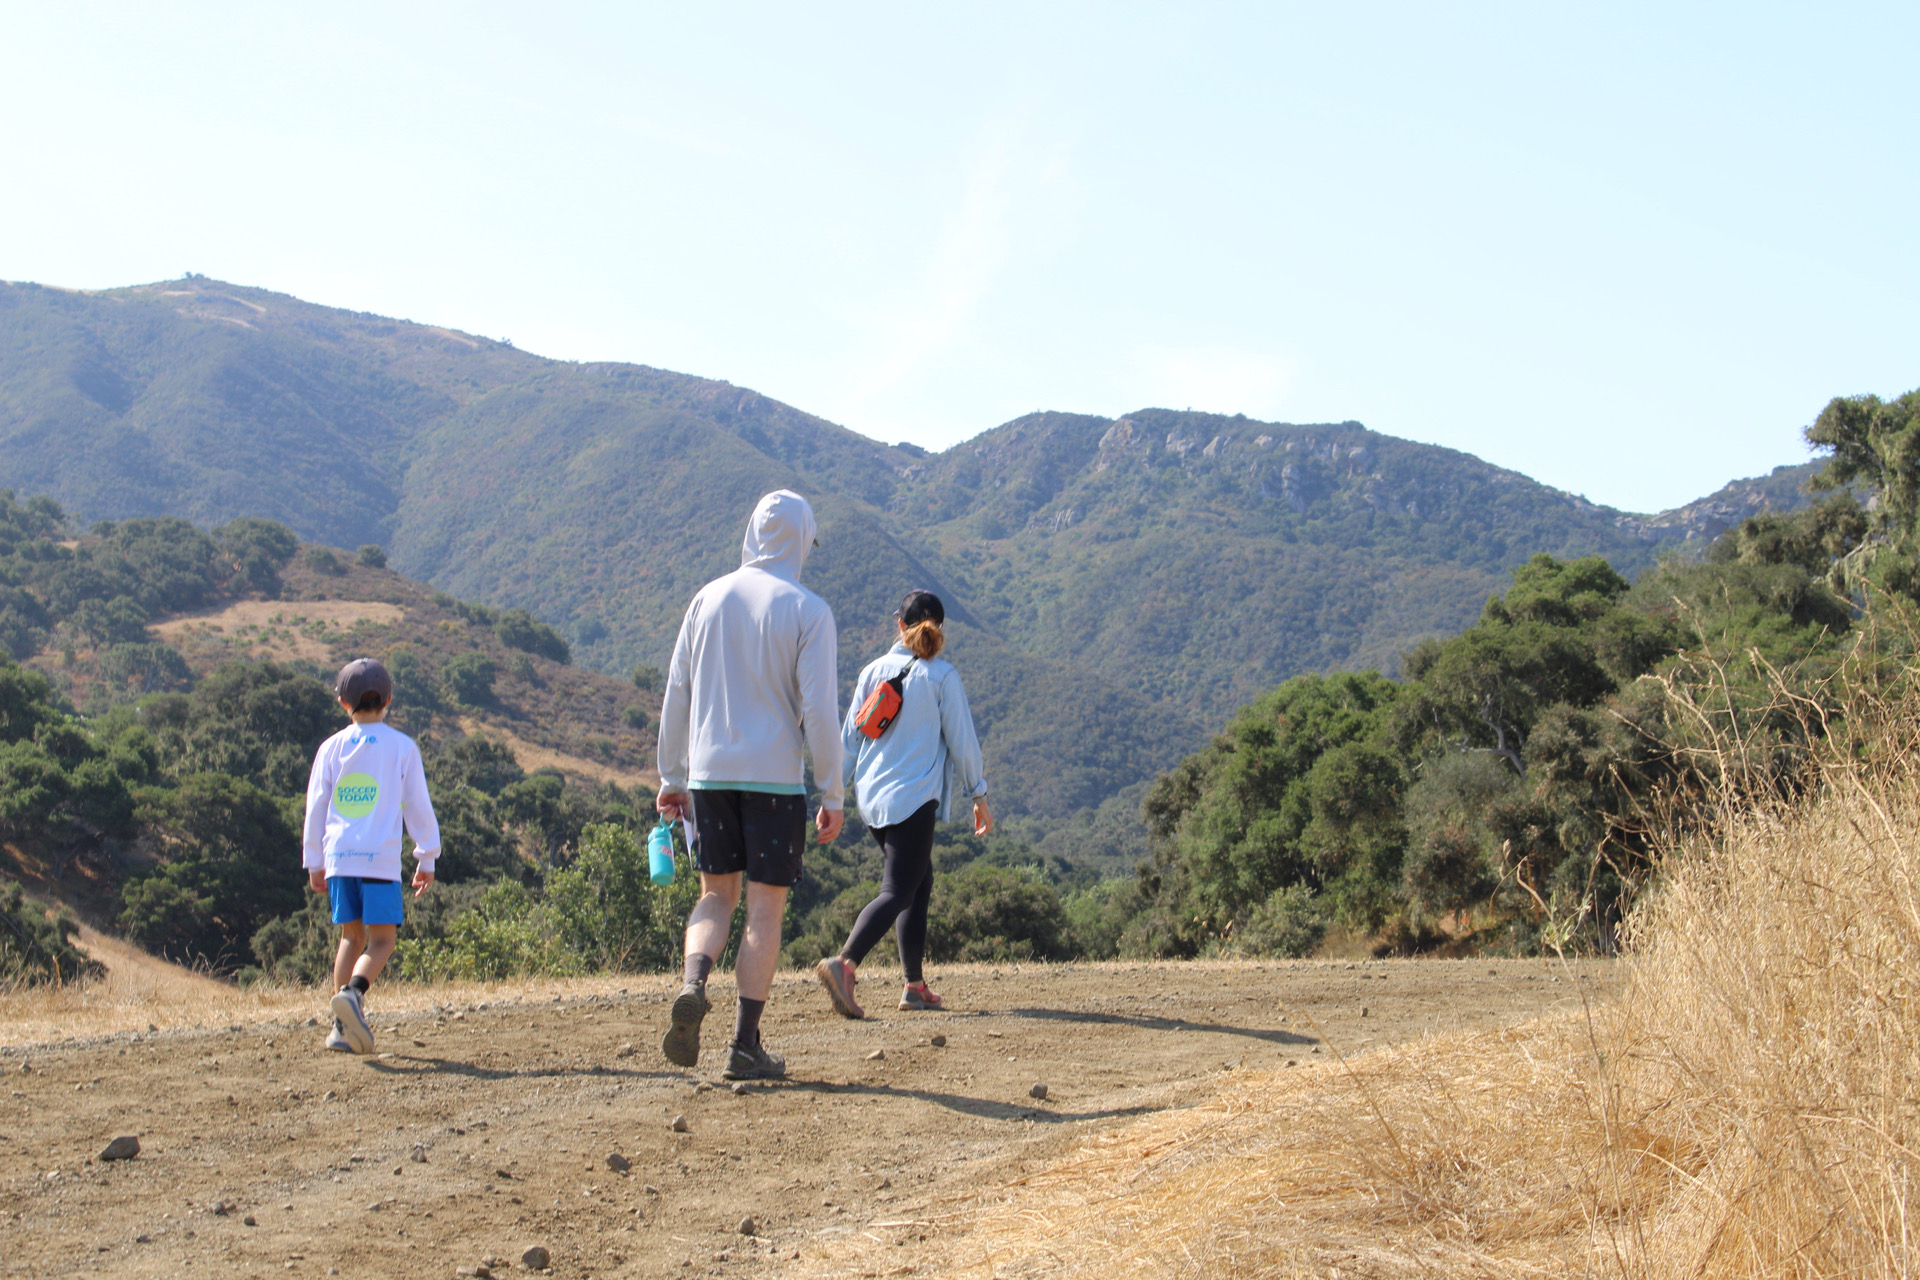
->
[302, 657, 440, 1054]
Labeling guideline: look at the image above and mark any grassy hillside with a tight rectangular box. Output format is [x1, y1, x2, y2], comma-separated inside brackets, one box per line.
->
[0, 276, 1817, 842]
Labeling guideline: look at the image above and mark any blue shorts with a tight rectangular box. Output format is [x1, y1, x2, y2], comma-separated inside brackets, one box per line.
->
[328, 876, 404, 926]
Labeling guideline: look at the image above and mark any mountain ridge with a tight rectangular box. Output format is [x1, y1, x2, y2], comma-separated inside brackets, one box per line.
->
[0, 275, 1818, 838]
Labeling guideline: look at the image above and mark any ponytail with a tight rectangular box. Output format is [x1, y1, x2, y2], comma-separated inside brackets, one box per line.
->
[902, 618, 944, 660]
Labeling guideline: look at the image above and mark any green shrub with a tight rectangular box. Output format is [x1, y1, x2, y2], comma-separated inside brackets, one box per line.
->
[1062, 877, 1148, 959]
[494, 609, 570, 664]
[1232, 884, 1328, 958]
[441, 653, 497, 706]
[544, 824, 700, 972]
[928, 863, 1069, 963]
[355, 544, 387, 569]
[301, 546, 345, 576]
[249, 893, 336, 984]
[0, 879, 99, 984]
[391, 880, 576, 981]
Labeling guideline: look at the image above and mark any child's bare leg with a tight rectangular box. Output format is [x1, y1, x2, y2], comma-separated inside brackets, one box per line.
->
[354, 925, 398, 986]
[333, 922, 368, 989]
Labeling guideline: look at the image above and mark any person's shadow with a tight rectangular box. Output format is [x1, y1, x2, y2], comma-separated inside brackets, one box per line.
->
[1002, 1006, 1318, 1047]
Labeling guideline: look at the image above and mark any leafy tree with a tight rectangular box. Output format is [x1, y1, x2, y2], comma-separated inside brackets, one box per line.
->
[355, 544, 388, 569]
[1807, 387, 1920, 599]
[429, 734, 524, 796]
[70, 595, 150, 646]
[121, 773, 304, 966]
[495, 608, 570, 664]
[1142, 670, 1406, 948]
[214, 517, 300, 597]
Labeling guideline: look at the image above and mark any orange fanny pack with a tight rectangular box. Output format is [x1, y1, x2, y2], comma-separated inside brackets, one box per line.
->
[854, 661, 914, 739]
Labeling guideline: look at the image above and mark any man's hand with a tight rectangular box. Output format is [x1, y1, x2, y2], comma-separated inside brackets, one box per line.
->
[412, 868, 435, 898]
[657, 789, 691, 822]
[973, 797, 994, 837]
[815, 806, 844, 843]
[307, 869, 326, 894]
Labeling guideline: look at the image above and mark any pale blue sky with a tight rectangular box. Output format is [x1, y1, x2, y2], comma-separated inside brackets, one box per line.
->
[4, 3, 1914, 512]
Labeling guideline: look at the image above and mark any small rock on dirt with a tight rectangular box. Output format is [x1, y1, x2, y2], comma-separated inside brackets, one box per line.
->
[243, 1215, 257, 1226]
[643, 1184, 660, 1196]
[930, 1034, 947, 1047]
[454, 1267, 492, 1279]
[738, 1216, 757, 1236]
[606, 1152, 631, 1172]
[694, 1081, 713, 1093]
[99, 1135, 140, 1161]
[730, 1082, 748, 1095]
[670, 1115, 689, 1133]
[616, 1043, 634, 1058]
[866, 1048, 885, 1061]
[410, 1145, 427, 1163]
[1029, 1083, 1049, 1101]
[520, 1245, 551, 1269]
[1360, 1007, 1369, 1017]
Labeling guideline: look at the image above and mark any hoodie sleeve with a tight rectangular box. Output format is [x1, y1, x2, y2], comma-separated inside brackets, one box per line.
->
[656, 597, 700, 793]
[302, 739, 333, 871]
[938, 666, 988, 802]
[798, 598, 844, 809]
[401, 739, 442, 871]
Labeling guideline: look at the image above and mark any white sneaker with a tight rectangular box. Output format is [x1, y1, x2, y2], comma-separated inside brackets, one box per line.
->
[330, 987, 374, 1054]
[324, 1019, 353, 1052]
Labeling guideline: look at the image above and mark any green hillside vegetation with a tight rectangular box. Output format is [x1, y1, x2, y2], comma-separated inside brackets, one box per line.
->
[0, 277, 1821, 858]
[0, 491, 1095, 984]
[1110, 389, 1914, 959]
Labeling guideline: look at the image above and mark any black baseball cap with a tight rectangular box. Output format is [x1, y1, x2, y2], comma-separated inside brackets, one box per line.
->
[334, 657, 393, 707]
[897, 589, 944, 627]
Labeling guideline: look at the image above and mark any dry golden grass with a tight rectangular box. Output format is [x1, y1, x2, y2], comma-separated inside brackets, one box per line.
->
[795, 705, 1920, 1278]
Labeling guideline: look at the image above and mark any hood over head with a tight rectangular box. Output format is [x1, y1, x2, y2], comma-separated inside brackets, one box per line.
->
[739, 489, 817, 580]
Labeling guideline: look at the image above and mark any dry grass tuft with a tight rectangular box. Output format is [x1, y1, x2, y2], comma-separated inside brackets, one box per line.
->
[800, 692, 1920, 1277]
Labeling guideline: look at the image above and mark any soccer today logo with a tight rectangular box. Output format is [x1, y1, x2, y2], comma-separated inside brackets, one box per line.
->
[333, 772, 380, 818]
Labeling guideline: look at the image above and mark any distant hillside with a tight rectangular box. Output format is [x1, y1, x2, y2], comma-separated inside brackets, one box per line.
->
[0, 276, 1818, 844]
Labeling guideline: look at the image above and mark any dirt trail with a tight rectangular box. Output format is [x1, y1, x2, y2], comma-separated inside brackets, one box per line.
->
[0, 958, 1613, 1279]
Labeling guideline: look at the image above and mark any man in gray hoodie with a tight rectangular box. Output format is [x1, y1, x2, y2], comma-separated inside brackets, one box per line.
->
[656, 489, 845, 1079]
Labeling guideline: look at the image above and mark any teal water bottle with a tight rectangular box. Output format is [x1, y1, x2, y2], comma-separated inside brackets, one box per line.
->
[647, 820, 677, 886]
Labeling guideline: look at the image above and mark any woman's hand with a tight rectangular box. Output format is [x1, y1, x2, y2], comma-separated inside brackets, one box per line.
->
[973, 797, 993, 836]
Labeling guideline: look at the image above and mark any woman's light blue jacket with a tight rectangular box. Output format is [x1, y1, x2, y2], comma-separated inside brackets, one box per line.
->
[839, 642, 989, 830]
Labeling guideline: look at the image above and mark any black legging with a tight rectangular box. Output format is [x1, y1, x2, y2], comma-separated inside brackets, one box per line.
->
[839, 799, 939, 983]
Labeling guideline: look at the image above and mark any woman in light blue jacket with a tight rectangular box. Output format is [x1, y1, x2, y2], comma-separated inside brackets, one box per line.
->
[816, 590, 990, 1019]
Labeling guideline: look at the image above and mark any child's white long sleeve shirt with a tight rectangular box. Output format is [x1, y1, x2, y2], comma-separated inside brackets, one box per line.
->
[302, 722, 440, 882]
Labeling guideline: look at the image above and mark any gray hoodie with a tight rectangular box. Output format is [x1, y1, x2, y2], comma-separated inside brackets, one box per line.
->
[656, 490, 844, 808]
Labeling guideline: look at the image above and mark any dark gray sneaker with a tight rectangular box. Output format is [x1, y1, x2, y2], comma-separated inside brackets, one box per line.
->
[662, 983, 710, 1068]
[722, 1037, 786, 1081]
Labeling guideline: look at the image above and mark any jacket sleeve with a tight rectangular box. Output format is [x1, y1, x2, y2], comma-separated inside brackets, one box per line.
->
[656, 598, 700, 793]
[798, 600, 844, 809]
[401, 740, 442, 870]
[939, 667, 988, 802]
[302, 743, 333, 871]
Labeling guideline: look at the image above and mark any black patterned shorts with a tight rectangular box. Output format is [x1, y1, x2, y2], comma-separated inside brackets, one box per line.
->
[687, 790, 808, 887]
